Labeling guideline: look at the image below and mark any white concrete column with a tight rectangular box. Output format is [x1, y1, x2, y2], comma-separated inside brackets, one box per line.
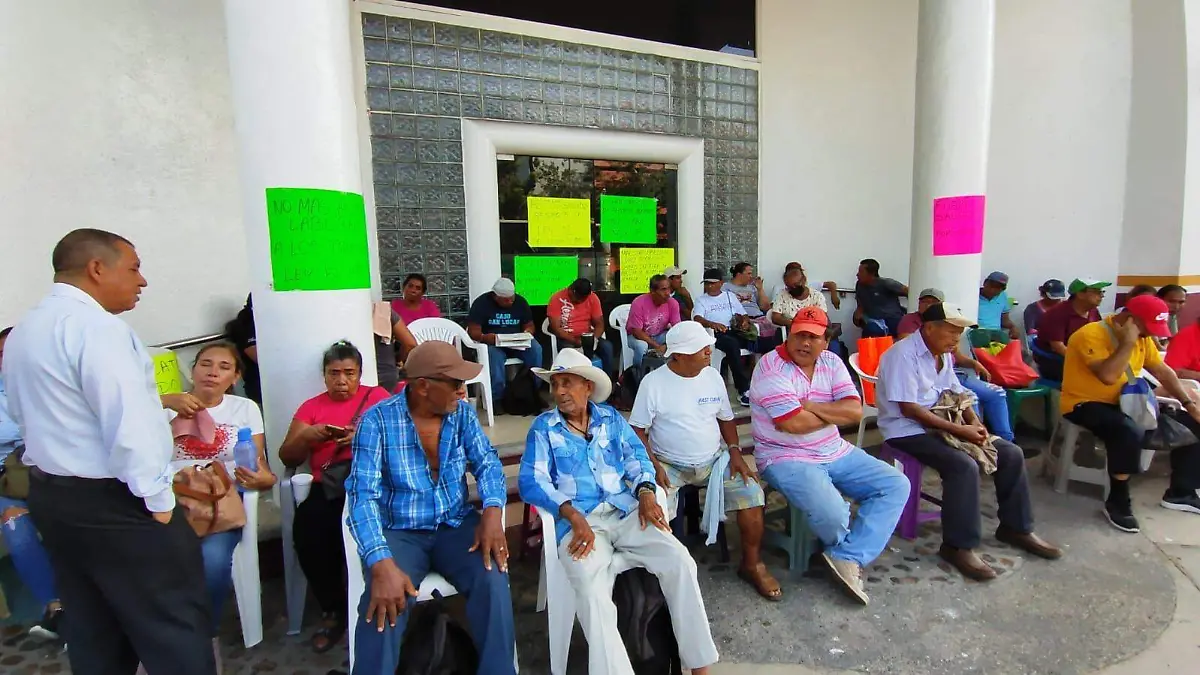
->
[908, 0, 996, 320]
[222, 0, 376, 478]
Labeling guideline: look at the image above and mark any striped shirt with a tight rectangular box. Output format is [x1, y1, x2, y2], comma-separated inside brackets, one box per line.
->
[749, 346, 860, 468]
[347, 393, 506, 568]
[518, 402, 655, 542]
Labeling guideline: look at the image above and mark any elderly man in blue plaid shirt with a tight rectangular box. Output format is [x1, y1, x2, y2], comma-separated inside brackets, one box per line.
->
[519, 349, 719, 675]
[346, 341, 515, 675]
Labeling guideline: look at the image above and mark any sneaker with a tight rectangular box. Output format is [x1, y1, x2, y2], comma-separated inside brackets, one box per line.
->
[1160, 491, 1200, 515]
[1103, 499, 1140, 533]
[822, 552, 869, 605]
[737, 392, 750, 407]
[28, 606, 62, 641]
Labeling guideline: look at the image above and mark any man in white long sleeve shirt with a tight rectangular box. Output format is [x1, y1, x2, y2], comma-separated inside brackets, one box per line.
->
[2, 229, 216, 675]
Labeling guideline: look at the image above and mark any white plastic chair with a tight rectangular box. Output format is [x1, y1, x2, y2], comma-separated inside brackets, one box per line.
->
[1050, 418, 1155, 498]
[408, 317, 495, 426]
[534, 489, 668, 675]
[223, 491, 263, 648]
[542, 317, 560, 356]
[848, 353, 879, 448]
[279, 475, 308, 636]
[342, 501, 518, 672]
[609, 304, 633, 374]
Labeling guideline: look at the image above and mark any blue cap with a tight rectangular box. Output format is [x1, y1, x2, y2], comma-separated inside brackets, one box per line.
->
[985, 271, 1009, 286]
[237, 427, 253, 443]
[1040, 279, 1067, 300]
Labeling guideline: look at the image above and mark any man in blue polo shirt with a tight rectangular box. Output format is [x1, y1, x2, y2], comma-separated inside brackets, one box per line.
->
[977, 271, 1019, 341]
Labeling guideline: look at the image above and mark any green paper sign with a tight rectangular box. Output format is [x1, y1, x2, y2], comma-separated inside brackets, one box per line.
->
[600, 195, 658, 244]
[266, 187, 371, 292]
[514, 255, 579, 306]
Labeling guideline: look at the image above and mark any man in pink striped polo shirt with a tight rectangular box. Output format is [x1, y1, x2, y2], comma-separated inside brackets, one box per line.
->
[749, 307, 909, 605]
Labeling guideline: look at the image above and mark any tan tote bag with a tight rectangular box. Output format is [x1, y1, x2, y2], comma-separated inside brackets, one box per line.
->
[172, 462, 247, 537]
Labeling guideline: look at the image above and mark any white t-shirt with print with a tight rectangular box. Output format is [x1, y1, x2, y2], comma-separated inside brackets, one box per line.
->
[167, 394, 264, 476]
[692, 290, 747, 329]
[629, 365, 734, 466]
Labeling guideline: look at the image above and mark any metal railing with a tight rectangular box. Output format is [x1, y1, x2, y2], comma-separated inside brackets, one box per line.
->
[150, 333, 228, 351]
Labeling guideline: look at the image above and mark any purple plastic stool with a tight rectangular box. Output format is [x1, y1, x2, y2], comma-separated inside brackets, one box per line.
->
[879, 442, 943, 540]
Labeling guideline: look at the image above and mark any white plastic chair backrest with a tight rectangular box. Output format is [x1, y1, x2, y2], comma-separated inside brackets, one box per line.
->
[541, 317, 559, 355]
[610, 304, 633, 372]
[849, 352, 878, 385]
[408, 317, 476, 349]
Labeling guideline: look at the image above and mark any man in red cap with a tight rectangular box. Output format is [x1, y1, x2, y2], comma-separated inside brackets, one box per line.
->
[1062, 294, 1200, 533]
[749, 307, 909, 605]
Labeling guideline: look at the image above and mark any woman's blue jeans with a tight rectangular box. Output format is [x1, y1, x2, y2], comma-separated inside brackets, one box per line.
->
[200, 528, 243, 635]
[0, 495, 58, 608]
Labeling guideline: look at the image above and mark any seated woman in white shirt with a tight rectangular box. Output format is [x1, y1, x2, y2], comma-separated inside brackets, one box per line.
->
[690, 268, 755, 406]
[161, 342, 276, 661]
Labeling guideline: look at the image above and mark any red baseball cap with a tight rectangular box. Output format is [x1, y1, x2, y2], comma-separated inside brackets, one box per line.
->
[791, 306, 830, 336]
[1124, 294, 1172, 338]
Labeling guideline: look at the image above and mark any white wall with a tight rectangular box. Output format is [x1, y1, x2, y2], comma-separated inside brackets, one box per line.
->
[983, 0, 1133, 318]
[1118, 0, 1187, 279]
[0, 0, 246, 344]
[757, 0, 919, 296]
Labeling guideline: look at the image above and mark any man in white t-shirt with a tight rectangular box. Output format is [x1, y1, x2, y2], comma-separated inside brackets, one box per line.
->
[629, 322, 778, 601]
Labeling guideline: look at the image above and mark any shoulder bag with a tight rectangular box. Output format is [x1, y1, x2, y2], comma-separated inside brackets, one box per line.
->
[320, 386, 377, 500]
[0, 447, 30, 500]
[172, 461, 246, 537]
[1103, 323, 1159, 432]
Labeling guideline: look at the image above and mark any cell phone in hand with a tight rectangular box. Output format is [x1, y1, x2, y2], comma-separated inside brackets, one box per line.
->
[326, 424, 349, 437]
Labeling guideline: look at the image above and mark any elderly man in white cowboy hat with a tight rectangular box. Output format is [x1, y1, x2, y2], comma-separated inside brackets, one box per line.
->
[629, 321, 779, 601]
[518, 348, 719, 675]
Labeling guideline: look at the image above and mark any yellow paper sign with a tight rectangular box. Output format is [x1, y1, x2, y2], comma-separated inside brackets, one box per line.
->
[152, 352, 184, 396]
[527, 196, 592, 248]
[619, 248, 676, 294]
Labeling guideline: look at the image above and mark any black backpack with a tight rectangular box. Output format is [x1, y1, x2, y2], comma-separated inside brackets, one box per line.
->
[501, 365, 548, 416]
[612, 568, 682, 675]
[395, 592, 479, 675]
[613, 354, 669, 410]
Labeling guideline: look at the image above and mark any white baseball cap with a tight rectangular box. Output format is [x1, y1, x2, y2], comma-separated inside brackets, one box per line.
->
[663, 266, 687, 277]
[492, 278, 515, 298]
[663, 321, 717, 357]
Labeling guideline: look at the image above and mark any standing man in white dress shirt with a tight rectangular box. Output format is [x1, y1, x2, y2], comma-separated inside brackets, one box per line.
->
[2, 229, 216, 675]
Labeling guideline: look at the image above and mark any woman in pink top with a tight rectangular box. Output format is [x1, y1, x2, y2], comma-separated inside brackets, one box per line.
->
[389, 273, 441, 325]
[277, 341, 390, 653]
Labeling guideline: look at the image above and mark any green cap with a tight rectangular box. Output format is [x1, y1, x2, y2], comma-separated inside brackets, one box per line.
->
[1068, 278, 1112, 295]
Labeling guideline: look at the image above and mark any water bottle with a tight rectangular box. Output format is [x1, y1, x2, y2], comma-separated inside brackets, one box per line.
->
[233, 427, 257, 472]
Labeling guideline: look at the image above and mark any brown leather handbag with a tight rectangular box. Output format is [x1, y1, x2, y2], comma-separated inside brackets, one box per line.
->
[172, 462, 247, 537]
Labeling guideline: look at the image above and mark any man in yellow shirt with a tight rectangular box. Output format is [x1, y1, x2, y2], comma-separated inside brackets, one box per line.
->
[1061, 295, 1200, 533]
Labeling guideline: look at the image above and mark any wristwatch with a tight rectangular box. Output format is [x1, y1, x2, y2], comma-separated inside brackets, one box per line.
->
[635, 481, 656, 498]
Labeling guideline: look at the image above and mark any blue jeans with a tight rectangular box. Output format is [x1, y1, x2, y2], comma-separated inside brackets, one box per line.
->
[199, 528, 242, 635]
[627, 332, 666, 367]
[352, 511, 516, 675]
[956, 370, 1014, 441]
[761, 448, 910, 566]
[0, 495, 58, 607]
[487, 340, 544, 400]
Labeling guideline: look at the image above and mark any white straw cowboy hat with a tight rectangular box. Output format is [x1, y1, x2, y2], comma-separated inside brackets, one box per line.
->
[532, 348, 612, 403]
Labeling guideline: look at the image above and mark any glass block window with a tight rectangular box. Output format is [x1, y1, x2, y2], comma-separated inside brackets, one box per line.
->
[364, 12, 758, 321]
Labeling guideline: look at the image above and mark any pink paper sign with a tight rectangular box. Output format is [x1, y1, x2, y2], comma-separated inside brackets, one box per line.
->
[932, 195, 986, 256]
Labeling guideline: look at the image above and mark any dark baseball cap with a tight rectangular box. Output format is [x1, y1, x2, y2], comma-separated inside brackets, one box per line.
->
[702, 268, 724, 283]
[1040, 279, 1067, 300]
[920, 302, 977, 329]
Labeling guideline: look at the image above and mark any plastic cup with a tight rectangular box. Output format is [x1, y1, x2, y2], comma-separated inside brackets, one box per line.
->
[291, 473, 314, 505]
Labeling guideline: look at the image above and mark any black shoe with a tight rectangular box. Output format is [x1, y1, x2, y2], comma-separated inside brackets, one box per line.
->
[1160, 491, 1200, 515]
[1103, 499, 1140, 533]
[28, 606, 62, 641]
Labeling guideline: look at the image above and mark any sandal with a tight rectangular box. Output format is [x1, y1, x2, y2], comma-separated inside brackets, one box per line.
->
[310, 613, 346, 654]
[737, 562, 783, 601]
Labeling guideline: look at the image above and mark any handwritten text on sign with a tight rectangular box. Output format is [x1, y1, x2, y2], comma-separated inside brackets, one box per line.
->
[514, 255, 579, 306]
[600, 195, 658, 244]
[619, 247, 676, 294]
[527, 197, 592, 248]
[932, 195, 986, 256]
[152, 351, 184, 396]
[266, 188, 371, 291]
